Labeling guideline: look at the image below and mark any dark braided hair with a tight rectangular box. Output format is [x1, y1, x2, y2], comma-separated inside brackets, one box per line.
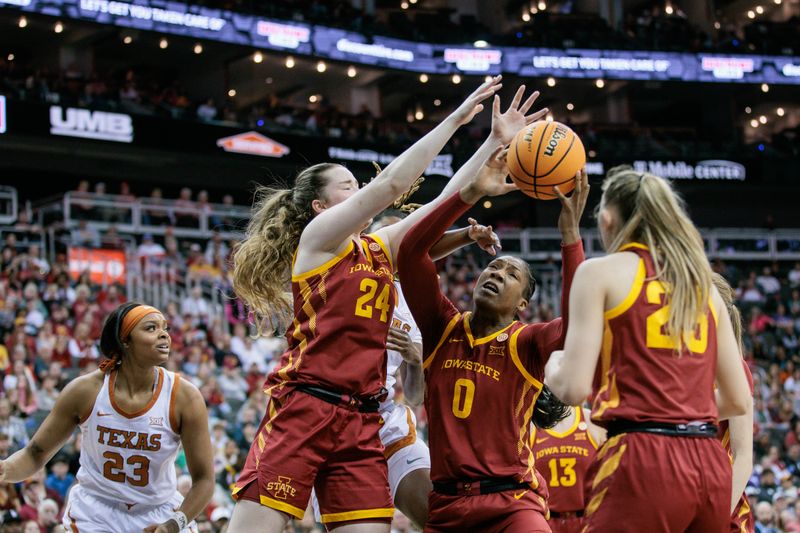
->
[532, 385, 571, 429]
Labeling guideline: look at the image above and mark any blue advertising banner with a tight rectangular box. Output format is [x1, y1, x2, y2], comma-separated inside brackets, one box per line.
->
[2, 0, 800, 84]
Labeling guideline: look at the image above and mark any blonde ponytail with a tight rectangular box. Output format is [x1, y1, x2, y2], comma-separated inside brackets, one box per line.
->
[602, 166, 712, 353]
[232, 163, 337, 333]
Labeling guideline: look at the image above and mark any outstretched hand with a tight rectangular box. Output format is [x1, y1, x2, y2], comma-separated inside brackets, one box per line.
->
[467, 217, 501, 256]
[491, 85, 550, 145]
[460, 145, 518, 204]
[554, 167, 590, 245]
[451, 75, 503, 126]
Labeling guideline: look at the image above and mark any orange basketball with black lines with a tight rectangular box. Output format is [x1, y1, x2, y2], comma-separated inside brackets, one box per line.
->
[507, 121, 585, 200]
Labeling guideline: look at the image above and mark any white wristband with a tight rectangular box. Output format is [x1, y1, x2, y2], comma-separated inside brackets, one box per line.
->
[169, 511, 188, 531]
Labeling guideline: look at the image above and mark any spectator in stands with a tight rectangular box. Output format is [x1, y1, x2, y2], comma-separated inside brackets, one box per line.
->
[142, 187, 173, 226]
[205, 232, 229, 267]
[44, 456, 74, 501]
[36, 498, 60, 532]
[100, 224, 125, 250]
[182, 285, 210, 325]
[197, 98, 218, 122]
[136, 233, 165, 259]
[11, 211, 42, 245]
[174, 187, 198, 228]
[70, 219, 101, 249]
[0, 398, 28, 453]
[72, 180, 93, 221]
[66, 322, 99, 368]
[758, 266, 782, 296]
[18, 480, 43, 523]
[216, 355, 247, 405]
[790, 262, 800, 289]
[35, 376, 58, 414]
[5, 360, 38, 416]
[756, 501, 781, 533]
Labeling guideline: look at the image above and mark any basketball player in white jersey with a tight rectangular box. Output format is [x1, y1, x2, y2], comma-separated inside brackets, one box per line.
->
[0, 303, 214, 533]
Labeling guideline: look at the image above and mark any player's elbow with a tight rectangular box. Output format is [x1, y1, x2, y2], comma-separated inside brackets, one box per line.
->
[548, 378, 590, 407]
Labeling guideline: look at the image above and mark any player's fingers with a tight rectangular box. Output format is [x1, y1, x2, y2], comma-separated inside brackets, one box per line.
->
[468, 217, 478, 226]
[519, 90, 540, 115]
[525, 107, 549, 124]
[492, 94, 500, 117]
[554, 186, 569, 206]
[509, 84, 526, 111]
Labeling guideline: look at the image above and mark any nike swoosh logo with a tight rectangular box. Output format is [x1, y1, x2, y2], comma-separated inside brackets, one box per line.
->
[406, 457, 423, 465]
[514, 490, 528, 500]
[535, 438, 548, 444]
[449, 338, 462, 343]
[97, 412, 114, 417]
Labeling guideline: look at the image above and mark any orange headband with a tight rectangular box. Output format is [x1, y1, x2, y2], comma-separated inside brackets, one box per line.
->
[119, 305, 163, 341]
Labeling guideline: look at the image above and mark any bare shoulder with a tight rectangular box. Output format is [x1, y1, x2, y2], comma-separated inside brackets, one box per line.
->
[61, 370, 105, 401]
[175, 375, 206, 411]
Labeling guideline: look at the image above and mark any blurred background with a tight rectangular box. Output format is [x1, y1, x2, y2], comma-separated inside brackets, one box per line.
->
[0, 0, 799, 531]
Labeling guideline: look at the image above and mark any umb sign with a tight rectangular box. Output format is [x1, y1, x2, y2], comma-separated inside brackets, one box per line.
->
[633, 160, 746, 181]
[68, 248, 126, 284]
[50, 106, 133, 142]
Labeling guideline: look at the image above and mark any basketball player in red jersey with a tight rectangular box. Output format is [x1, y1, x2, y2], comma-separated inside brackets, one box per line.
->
[545, 165, 751, 532]
[713, 273, 755, 533]
[0, 302, 214, 533]
[396, 146, 589, 531]
[531, 406, 606, 533]
[229, 78, 549, 532]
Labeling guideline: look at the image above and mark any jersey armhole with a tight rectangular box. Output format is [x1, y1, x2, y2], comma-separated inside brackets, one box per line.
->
[78, 373, 105, 424]
[169, 372, 182, 433]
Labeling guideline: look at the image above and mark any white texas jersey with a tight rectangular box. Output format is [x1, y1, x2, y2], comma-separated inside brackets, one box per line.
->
[382, 281, 422, 411]
[77, 368, 182, 506]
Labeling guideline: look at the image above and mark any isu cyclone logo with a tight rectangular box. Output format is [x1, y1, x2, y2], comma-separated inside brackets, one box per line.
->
[267, 476, 297, 500]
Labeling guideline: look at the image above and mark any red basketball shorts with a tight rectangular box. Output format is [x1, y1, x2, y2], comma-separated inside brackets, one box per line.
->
[583, 432, 731, 533]
[425, 488, 551, 533]
[232, 390, 394, 525]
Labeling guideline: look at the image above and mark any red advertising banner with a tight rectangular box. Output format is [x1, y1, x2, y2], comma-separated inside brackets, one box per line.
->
[68, 248, 127, 284]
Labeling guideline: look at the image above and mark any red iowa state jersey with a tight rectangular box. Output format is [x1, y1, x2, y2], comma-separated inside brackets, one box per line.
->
[591, 243, 719, 425]
[719, 361, 755, 533]
[265, 234, 396, 399]
[423, 314, 565, 496]
[532, 408, 598, 513]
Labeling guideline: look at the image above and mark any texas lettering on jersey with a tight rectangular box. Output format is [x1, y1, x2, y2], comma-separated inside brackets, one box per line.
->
[96, 425, 162, 452]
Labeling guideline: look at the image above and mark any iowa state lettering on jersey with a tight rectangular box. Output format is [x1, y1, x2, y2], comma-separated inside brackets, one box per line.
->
[349, 263, 393, 280]
[534, 444, 591, 460]
[441, 358, 501, 382]
[97, 425, 162, 452]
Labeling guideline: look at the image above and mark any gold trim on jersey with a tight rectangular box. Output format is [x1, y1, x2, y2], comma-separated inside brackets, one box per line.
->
[619, 242, 648, 252]
[365, 232, 394, 272]
[320, 508, 396, 523]
[585, 487, 609, 517]
[509, 327, 544, 389]
[291, 240, 355, 282]
[260, 496, 305, 519]
[462, 312, 518, 347]
[545, 405, 582, 438]
[593, 324, 619, 419]
[423, 314, 462, 369]
[604, 259, 646, 320]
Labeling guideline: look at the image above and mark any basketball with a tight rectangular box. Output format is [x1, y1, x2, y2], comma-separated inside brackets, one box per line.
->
[507, 121, 586, 200]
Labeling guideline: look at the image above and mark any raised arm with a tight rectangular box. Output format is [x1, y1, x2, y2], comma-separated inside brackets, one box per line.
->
[544, 258, 607, 406]
[299, 77, 502, 259]
[0, 374, 99, 482]
[378, 85, 548, 263]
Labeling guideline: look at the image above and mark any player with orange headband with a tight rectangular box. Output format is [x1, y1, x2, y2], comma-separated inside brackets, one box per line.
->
[0, 302, 215, 533]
